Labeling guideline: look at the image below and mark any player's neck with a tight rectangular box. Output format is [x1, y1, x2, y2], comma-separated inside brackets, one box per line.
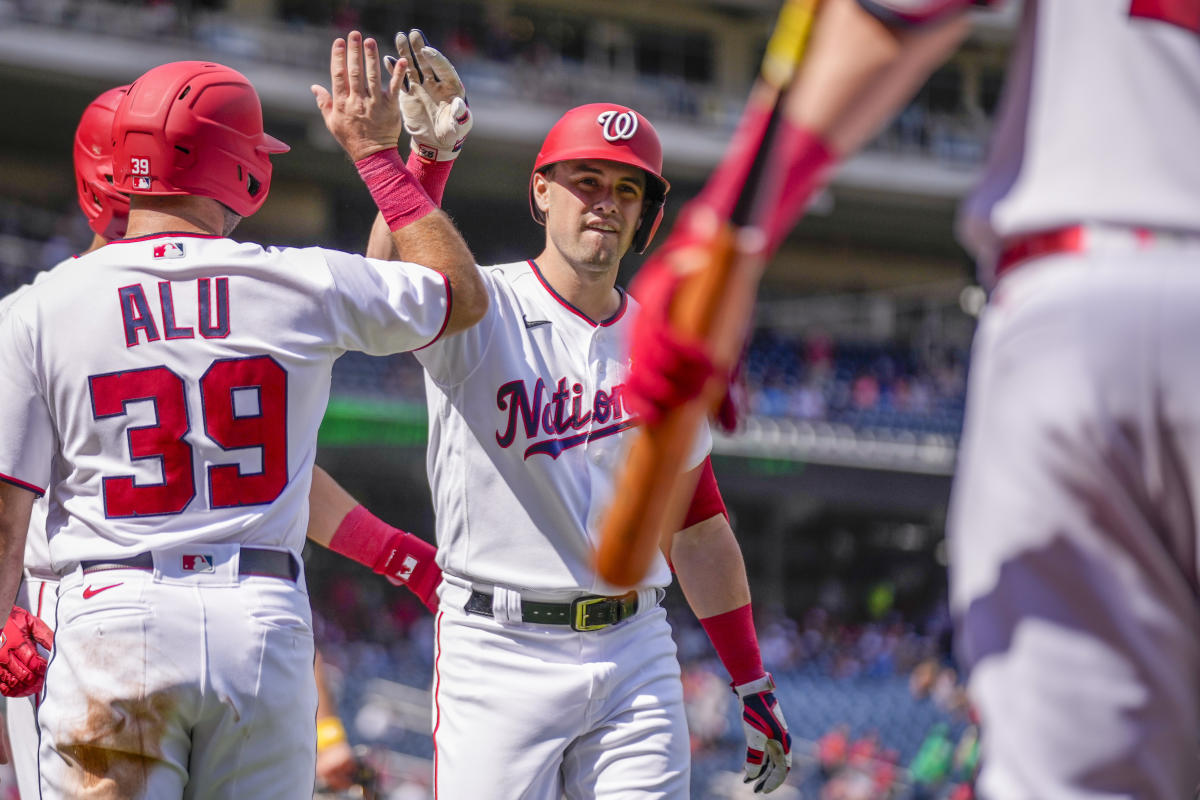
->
[533, 248, 622, 322]
[83, 233, 109, 255]
[123, 196, 232, 239]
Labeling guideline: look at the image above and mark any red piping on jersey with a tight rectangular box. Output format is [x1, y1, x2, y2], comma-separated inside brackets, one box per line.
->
[414, 272, 453, 351]
[526, 260, 628, 327]
[0, 473, 44, 497]
[108, 232, 224, 244]
[432, 609, 444, 798]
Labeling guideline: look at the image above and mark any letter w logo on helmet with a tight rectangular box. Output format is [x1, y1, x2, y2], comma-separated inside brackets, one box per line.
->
[529, 103, 670, 253]
[596, 110, 639, 142]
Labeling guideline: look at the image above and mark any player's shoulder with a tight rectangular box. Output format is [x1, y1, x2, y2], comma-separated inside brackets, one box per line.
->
[485, 259, 535, 281]
[472, 259, 531, 298]
[0, 253, 85, 318]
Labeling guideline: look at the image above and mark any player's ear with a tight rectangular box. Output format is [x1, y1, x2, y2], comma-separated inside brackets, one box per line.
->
[532, 169, 553, 217]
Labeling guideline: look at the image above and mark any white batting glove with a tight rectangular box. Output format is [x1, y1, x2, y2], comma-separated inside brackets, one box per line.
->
[734, 674, 792, 793]
[384, 29, 471, 162]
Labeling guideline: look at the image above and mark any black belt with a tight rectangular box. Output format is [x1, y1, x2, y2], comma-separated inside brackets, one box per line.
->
[464, 589, 654, 631]
[80, 548, 299, 583]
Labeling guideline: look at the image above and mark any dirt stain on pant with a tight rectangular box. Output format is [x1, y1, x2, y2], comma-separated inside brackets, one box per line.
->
[55, 691, 177, 799]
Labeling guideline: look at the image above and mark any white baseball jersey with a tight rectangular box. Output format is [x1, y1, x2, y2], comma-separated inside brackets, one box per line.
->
[0, 272, 54, 578]
[863, 0, 1200, 277]
[415, 259, 710, 597]
[1, 269, 59, 800]
[957, 0, 1200, 279]
[0, 233, 450, 566]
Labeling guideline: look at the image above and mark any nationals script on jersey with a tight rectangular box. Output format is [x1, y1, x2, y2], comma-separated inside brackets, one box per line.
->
[416, 260, 711, 597]
[0, 233, 450, 568]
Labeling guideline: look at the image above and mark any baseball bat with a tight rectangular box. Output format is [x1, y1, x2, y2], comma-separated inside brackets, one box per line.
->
[596, 0, 821, 587]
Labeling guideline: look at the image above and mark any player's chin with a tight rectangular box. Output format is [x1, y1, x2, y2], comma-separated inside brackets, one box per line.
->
[576, 239, 620, 267]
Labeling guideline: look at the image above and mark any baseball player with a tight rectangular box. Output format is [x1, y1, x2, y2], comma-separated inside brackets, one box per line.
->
[0, 84, 131, 799]
[0, 70, 451, 795]
[387, 96, 790, 797]
[0, 32, 486, 798]
[627, 0, 1200, 796]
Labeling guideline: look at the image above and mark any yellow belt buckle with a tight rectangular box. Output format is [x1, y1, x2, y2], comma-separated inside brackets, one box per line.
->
[573, 596, 609, 631]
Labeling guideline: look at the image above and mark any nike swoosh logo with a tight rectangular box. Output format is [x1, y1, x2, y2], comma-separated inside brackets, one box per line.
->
[82, 582, 123, 599]
[523, 316, 551, 329]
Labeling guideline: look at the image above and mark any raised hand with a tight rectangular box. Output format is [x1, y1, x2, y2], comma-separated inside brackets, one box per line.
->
[312, 31, 404, 162]
[385, 29, 472, 162]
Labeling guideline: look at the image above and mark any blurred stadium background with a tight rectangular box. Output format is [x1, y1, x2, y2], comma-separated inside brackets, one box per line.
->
[0, 0, 1018, 797]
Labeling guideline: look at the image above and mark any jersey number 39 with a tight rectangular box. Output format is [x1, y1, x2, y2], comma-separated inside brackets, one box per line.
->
[89, 355, 288, 518]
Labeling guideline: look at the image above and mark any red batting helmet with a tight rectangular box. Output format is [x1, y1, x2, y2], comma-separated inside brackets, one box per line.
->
[530, 103, 670, 254]
[113, 61, 289, 218]
[74, 86, 131, 240]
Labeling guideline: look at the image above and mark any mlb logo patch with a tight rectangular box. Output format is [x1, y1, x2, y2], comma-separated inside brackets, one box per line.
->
[397, 555, 418, 582]
[133, 176, 152, 190]
[182, 554, 215, 573]
[153, 242, 185, 259]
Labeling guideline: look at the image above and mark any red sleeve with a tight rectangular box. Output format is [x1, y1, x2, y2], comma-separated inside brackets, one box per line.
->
[856, 0, 999, 27]
[682, 457, 727, 529]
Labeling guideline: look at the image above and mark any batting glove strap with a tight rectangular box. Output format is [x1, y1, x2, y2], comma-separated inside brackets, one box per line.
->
[375, 531, 443, 614]
[735, 674, 793, 794]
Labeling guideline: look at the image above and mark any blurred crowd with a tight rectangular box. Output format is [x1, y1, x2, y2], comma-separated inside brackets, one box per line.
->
[746, 329, 968, 438]
[2, 0, 995, 155]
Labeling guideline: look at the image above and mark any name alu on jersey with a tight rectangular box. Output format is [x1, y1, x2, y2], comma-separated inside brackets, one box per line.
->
[119, 277, 230, 347]
[496, 376, 636, 460]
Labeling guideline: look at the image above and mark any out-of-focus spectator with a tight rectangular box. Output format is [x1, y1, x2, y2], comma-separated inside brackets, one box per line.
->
[908, 658, 939, 700]
[681, 662, 730, 753]
[817, 724, 850, 779]
[907, 722, 953, 799]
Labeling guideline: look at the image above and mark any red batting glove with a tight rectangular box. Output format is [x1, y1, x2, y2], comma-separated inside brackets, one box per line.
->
[735, 674, 793, 793]
[0, 606, 53, 698]
[328, 506, 442, 613]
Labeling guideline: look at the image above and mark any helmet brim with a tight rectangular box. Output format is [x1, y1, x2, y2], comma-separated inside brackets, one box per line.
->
[259, 132, 290, 154]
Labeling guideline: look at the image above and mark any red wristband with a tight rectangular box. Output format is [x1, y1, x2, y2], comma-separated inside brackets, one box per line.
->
[699, 603, 766, 686]
[355, 149, 437, 231]
[763, 120, 836, 254]
[697, 104, 835, 258]
[405, 150, 454, 207]
[683, 457, 728, 529]
[327, 505, 442, 613]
